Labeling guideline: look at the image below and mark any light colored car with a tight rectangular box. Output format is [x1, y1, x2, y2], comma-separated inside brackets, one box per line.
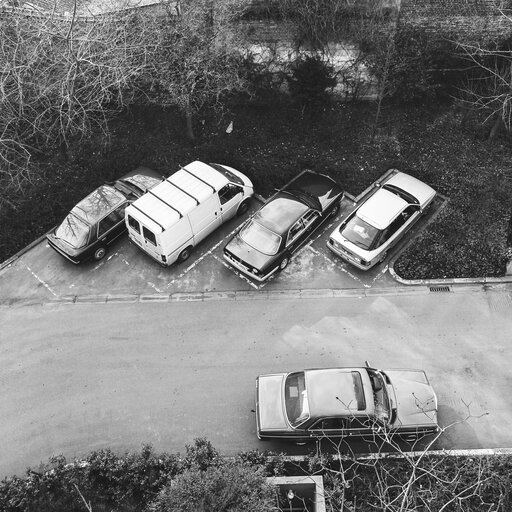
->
[256, 363, 439, 442]
[327, 170, 436, 270]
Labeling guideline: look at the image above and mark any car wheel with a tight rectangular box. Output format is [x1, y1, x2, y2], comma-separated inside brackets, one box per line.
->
[379, 251, 388, 263]
[93, 247, 106, 261]
[178, 246, 192, 263]
[330, 203, 340, 217]
[237, 200, 250, 216]
[279, 256, 290, 271]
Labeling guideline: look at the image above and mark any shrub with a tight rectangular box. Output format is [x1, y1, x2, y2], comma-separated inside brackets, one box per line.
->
[286, 55, 337, 109]
[148, 464, 275, 512]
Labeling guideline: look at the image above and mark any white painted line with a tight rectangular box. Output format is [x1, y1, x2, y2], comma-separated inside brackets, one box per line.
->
[212, 254, 260, 290]
[372, 264, 389, 284]
[147, 282, 163, 293]
[166, 225, 242, 288]
[26, 266, 58, 297]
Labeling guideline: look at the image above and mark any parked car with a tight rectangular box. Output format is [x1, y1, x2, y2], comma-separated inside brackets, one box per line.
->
[256, 363, 439, 442]
[327, 170, 436, 270]
[47, 167, 163, 264]
[223, 170, 343, 282]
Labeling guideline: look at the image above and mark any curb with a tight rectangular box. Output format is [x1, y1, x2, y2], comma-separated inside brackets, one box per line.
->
[2, 281, 512, 307]
[279, 447, 512, 464]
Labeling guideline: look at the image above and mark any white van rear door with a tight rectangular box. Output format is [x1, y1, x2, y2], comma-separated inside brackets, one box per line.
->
[140, 225, 162, 262]
[218, 183, 244, 221]
[188, 194, 222, 243]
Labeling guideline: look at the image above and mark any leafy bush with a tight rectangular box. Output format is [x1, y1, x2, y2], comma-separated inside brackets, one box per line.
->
[286, 55, 336, 109]
[148, 464, 275, 512]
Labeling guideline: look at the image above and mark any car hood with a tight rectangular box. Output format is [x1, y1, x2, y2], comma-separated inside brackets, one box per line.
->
[257, 374, 290, 431]
[225, 235, 276, 272]
[386, 370, 438, 427]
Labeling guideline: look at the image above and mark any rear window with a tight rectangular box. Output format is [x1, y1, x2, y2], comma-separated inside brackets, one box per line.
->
[240, 220, 281, 255]
[127, 215, 140, 233]
[143, 227, 157, 246]
[55, 213, 90, 249]
[341, 215, 381, 250]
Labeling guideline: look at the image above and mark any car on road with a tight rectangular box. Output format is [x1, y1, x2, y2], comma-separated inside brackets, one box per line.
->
[256, 363, 439, 442]
[223, 170, 343, 282]
[47, 167, 163, 264]
[327, 170, 436, 270]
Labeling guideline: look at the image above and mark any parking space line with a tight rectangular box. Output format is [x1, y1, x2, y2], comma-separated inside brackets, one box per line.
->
[305, 245, 370, 288]
[211, 254, 261, 290]
[166, 224, 244, 288]
[26, 266, 58, 297]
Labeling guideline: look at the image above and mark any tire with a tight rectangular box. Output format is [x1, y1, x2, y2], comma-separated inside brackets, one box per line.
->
[279, 256, 290, 271]
[237, 200, 250, 216]
[93, 246, 106, 261]
[379, 251, 388, 263]
[330, 203, 340, 217]
[178, 246, 192, 263]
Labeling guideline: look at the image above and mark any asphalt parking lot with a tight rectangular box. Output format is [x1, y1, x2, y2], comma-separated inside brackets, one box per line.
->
[0, 191, 445, 303]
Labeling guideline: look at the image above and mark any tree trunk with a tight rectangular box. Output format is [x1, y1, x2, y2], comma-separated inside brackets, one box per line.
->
[185, 103, 195, 141]
[488, 114, 503, 140]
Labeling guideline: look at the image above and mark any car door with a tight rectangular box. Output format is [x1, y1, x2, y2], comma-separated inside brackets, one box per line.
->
[218, 183, 244, 221]
[380, 204, 421, 250]
[96, 202, 128, 247]
[308, 417, 347, 439]
[286, 210, 320, 254]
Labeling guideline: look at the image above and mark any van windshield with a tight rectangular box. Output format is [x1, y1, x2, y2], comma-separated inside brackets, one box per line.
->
[55, 213, 91, 248]
[208, 163, 244, 185]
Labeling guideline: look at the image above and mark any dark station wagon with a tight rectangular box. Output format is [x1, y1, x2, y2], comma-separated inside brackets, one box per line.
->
[256, 364, 439, 443]
[47, 167, 163, 264]
[223, 170, 343, 282]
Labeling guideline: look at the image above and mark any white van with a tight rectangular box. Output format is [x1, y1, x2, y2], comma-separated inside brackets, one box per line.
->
[125, 161, 254, 266]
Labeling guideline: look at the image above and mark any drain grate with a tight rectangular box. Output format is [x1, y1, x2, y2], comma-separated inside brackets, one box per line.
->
[429, 285, 451, 293]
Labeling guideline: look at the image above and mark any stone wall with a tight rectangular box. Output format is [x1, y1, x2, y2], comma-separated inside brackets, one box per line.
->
[399, 0, 512, 40]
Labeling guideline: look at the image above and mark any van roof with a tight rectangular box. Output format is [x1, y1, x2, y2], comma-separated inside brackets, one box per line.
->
[125, 161, 230, 232]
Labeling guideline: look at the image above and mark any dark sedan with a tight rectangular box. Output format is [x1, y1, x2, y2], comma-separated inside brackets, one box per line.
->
[223, 170, 343, 282]
[256, 363, 439, 443]
[47, 167, 162, 264]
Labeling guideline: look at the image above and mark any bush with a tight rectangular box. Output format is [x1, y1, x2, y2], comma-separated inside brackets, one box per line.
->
[148, 464, 275, 512]
[286, 55, 336, 109]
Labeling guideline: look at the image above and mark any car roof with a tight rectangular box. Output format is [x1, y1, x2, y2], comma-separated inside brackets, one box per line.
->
[284, 171, 342, 212]
[71, 185, 125, 225]
[356, 188, 408, 230]
[305, 368, 374, 418]
[255, 195, 309, 235]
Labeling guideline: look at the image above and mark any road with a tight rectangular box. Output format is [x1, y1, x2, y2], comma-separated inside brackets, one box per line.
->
[1, 286, 511, 478]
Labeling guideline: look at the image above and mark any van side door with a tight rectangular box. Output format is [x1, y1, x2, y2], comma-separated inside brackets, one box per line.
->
[218, 183, 244, 221]
[188, 194, 223, 243]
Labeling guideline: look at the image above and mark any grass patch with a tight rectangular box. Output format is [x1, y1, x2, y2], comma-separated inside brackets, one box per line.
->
[1, 101, 511, 279]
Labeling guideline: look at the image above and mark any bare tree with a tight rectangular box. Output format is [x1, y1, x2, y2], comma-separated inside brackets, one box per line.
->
[144, 0, 250, 141]
[0, 2, 160, 188]
[295, 401, 491, 511]
[458, 28, 512, 140]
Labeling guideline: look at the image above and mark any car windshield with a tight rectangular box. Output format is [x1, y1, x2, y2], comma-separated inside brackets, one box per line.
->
[366, 369, 390, 424]
[284, 372, 310, 428]
[341, 214, 381, 250]
[240, 220, 281, 255]
[55, 213, 91, 248]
